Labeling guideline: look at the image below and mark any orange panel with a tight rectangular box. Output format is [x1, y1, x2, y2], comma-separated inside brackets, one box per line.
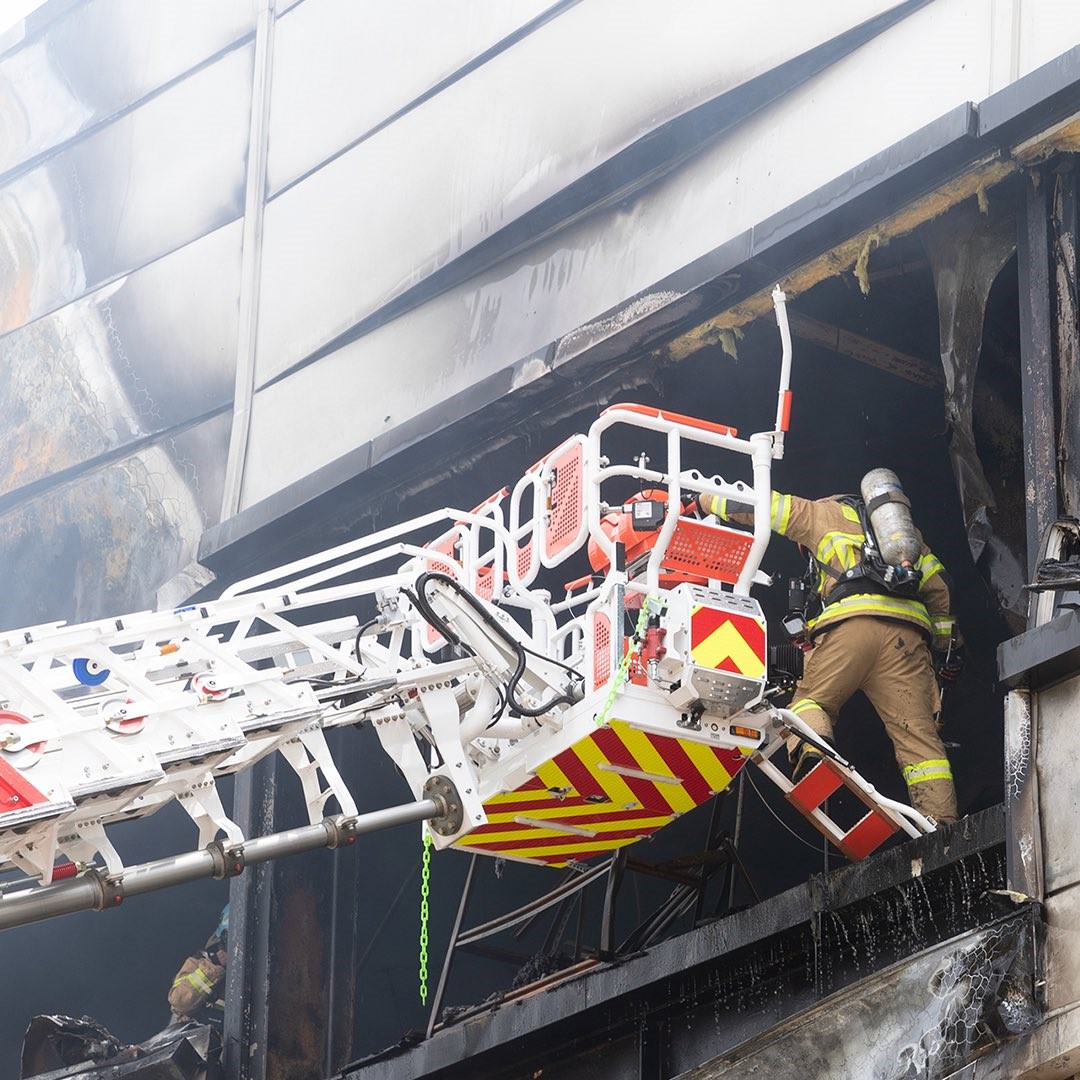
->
[544, 443, 584, 562]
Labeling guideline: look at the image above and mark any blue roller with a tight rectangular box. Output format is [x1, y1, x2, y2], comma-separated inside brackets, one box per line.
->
[73, 658, 110, 686]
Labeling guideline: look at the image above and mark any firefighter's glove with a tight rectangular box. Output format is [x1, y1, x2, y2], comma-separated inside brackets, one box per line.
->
[936, 647, 964, 684]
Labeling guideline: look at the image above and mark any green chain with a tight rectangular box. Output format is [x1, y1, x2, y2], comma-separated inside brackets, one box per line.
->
[594, 595, 654, 727]
[419, 829, 432, 1004]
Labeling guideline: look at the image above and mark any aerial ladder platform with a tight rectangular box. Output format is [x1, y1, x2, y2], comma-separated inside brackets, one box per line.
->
[0, 288, 935, 931]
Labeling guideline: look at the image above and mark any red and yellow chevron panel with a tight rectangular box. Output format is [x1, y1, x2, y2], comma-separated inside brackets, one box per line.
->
[690, 606, 765, 679]
[0, 757, 50, 816]
[453, 720, 749, 867]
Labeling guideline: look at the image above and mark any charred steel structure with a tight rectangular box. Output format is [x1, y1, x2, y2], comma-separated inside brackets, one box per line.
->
[5, 2, 1080, 1080]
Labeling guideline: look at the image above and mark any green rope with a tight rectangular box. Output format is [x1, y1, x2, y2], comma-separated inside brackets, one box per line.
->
[419, 829, 432, 1004]
[594, 595, 655, 727]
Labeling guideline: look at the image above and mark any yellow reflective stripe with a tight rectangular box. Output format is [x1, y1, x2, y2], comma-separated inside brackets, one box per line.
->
[902, 759, 953, 786]
[839, 503, 861, 523]
[791, 698, 826, 716]
[679, 737, 738, 793]
[931, 615, 955, 635]
[699, 494, 725, 518]
[916, 552, 944, 585]
[459, 834, 642, 861]
[809, 593, 932, 632]
[616, 725, 697, 814]
[815, 531, 863, 569]
[176, 967, 217, 996]
[771, 492, 792, 534]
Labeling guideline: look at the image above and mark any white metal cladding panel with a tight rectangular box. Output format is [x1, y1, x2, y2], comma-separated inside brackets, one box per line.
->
[1033, 676, 1080, 896]
[266, 0, 558, 196]
[0, 217, 242, 451]
[236, 0, 1080, 509]
[0, 43, 252, 333]
[1044, 883, 1080, 1014]
[251, 0, 911, 387]
[1017, 2, 1080, 80]
[0, 0, 254, 175]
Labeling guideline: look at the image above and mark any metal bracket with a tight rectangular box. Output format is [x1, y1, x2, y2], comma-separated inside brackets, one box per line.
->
[325, 815, 360, 849]
[208, 840, 247, 879]
[96, 870, 125, 910]
[424, 774, 464, 837]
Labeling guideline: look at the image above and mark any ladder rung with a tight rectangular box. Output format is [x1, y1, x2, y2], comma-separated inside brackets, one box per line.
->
[784, 758, 900, 861]
[838, 811, 898, 861]
[788, 759, 842, 810]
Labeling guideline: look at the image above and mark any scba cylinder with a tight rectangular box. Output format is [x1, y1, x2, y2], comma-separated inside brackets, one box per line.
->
[860, 468, 920, 565]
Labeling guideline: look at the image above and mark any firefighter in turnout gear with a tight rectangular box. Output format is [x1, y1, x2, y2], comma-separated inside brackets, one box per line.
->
[700, 477, 960, 824]
[167, 904, 229, 1025]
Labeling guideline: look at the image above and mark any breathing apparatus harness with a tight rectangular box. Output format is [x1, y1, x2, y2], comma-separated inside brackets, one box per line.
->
[782, 495, 923, 650]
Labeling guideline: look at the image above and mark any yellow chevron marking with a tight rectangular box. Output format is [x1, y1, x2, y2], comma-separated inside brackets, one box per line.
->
[612, 722, 696, 813]
[486, 789, 558, 809]
[514, 815, 597, 837]
[678, 738, 737, 793]
[484, 802, 649, 824]
[533, 759, 575, 794]
[457, 834, 647, 861]
[570, 735, 644, 809]
[692, 618, 765, 678]
[457, 814, 671, 845]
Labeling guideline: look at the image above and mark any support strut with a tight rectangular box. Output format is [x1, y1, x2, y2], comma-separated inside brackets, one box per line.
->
[0, 797, 443, 932]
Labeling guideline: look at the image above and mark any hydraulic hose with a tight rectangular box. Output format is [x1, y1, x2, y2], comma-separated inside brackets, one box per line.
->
[412, 572, 582, 718]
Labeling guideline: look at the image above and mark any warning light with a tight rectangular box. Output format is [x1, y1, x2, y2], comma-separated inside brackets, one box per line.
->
[729, 724, 761, 741]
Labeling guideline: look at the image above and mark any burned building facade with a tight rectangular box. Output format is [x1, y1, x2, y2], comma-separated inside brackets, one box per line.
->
[3, 2, 1080, 1078]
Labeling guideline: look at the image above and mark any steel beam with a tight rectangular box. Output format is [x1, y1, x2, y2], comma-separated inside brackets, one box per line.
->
[1017, 165, 1060, 579]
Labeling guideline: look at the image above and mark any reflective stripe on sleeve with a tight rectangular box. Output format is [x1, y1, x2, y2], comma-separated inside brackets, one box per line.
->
[175, 967, 217, 996]
[902, 759, 953, 786]
[917, 552, 945, 585]
[772, 492, 792, 534]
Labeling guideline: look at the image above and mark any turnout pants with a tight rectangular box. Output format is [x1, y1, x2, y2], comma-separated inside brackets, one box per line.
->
[787, 616, 958, 824]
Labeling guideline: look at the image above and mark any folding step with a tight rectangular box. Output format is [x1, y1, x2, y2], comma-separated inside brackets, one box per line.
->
[786, 757, 900, 861]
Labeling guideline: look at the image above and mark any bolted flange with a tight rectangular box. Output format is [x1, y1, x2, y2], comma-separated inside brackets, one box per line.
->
[423, 774, 465, 837]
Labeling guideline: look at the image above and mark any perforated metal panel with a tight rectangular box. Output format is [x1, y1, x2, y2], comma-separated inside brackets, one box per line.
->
[517, 541, 536, 581]
[543, 442, 584, 564]
[662, 520, 754, 584]
[422, 532, 460, 650]
[592, 611, 611, 691]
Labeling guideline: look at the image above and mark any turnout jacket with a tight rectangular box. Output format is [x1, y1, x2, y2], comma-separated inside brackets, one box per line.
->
[702, 491, 958, 650]
[168, 952, 226, 1022]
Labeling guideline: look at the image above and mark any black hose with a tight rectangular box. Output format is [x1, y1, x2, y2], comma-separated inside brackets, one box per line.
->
[399, 585, 474, 656]
[413, 572, 581, 719]
[352, 618, 383, 678]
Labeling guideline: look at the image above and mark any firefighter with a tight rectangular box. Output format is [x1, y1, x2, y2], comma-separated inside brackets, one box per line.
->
[167, 904, 229, 1025]
[699, 478, 962, 825]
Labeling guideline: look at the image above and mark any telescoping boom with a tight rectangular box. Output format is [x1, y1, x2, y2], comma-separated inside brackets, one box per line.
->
[0, 288, 934, 930]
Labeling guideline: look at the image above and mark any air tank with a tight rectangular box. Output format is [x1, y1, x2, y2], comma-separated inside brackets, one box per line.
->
[860, 468, 920, 566]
